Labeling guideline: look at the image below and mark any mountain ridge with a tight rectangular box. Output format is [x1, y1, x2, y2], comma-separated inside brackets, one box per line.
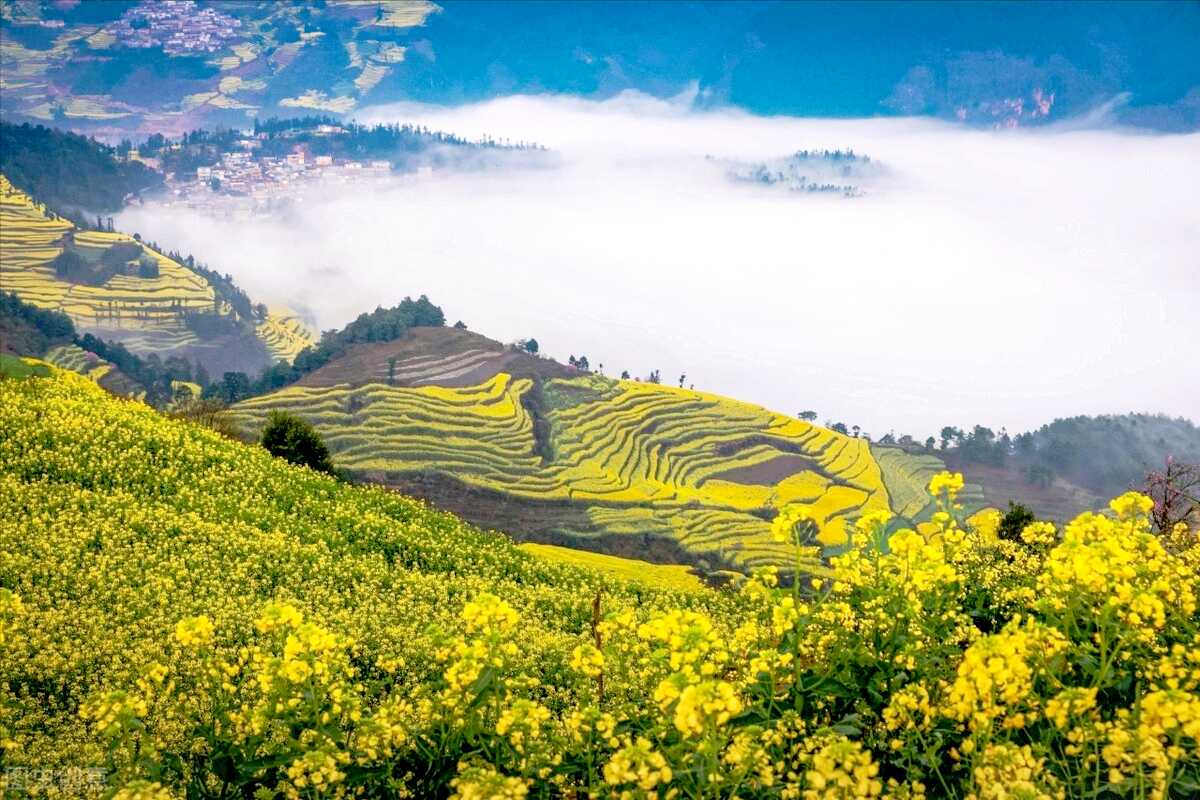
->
[3, 1, 1197, 135]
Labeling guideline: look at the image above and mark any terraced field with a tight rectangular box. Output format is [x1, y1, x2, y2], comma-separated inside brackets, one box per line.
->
[256, 306, 320, 365]
[871, 444, 986, 519]
[231, 362, 971, 572]
[42, 343, 114, 384]
[519, 543, 704, 591]
[1, 175, 316, 363]
[0, 174, 213, 335]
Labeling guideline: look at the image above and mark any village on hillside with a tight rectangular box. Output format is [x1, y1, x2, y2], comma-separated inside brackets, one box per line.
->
[136, 133, 433, 220]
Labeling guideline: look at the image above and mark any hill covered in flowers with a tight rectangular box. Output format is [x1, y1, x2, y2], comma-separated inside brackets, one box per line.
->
[2, 365, 1198, 798]
[228, 328, 987, 579]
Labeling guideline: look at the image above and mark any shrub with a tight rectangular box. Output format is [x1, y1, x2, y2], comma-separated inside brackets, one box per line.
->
[260, 410, 335, 474]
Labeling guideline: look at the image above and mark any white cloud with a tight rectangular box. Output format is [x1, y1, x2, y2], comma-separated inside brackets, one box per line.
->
[118, 92, 1200, 439]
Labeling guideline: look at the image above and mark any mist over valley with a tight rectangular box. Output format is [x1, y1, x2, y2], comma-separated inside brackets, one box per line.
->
[118, 93, 1200, 439]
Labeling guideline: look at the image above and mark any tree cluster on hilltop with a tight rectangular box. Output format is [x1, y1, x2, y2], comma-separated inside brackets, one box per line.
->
[127, 116, 545, 178]
[0, 122, 160, 218]
[207, 296, 445, 404]
[934, 416, 1200, 500]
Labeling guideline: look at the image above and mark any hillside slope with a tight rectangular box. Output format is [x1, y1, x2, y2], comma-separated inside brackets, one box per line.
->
[4, 363, 1197, 799]
[0, 364, 715, 771]
[0, 173, 315, 373]
[3, 1, 1197, 132]
[230, 328, 982, 574]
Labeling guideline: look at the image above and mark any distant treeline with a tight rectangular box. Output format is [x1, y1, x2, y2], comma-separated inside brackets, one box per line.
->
[717, 149, 878, 197]
[206, 295, 446, 404]
[0, 122, 160, 216]
[904, 417, 1200, 499]
[130, 115, 545, 177]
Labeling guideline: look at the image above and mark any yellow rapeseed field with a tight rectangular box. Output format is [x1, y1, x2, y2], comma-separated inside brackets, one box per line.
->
[230, 375, 913, 570]
[2, 367, 1197, 798]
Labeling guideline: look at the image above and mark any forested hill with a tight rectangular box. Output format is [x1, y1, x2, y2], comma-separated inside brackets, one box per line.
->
[934, 413, 1200, 522]
[0, 121, 160, 217]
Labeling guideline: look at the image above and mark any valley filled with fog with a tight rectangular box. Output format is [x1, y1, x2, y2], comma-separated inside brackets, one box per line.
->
[118, 91, 1200, 438]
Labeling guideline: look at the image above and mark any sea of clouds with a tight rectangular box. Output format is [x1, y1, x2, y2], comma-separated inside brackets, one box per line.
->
[118, 90, 1200, 439]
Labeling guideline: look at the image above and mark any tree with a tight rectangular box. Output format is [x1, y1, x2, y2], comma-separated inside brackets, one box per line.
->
[218, 372, 252, 404]
[1028, 464, 1054, 489]
[940, 426, 963, 451]
[577, 356, 589, 371]
[997, 502, 1037, 544]
[830, 422, 849, 435]
[1142, 456, 1200, 533]
[261, 410, 335, 475]
[453, 320, 467, 330]
[620, 370, 630, 380]
[852, 425, 861, 438]
[524, 338, 538, 354]
[798, 410, 818, 422]
[647, 369, 661, 384]
[171, 397, 242, 441]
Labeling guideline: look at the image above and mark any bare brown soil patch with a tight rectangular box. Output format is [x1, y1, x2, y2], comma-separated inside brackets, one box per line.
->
[709, 454, 809, 486]
[940, 453, 1105, 524]
[297, 327, 579, 388]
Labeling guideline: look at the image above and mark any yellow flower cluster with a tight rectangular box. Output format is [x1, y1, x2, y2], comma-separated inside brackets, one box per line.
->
[450, 762, 530, 800]
[496, 698, 551, 751]
[948, 618, 1067, 731]
[603, 736, 674, 795]
[802, 736, 884, 800]
[173, 615, 214, 647]
[0, 588, 22, 645]
[928, 471, 965, 500]
[79, 690, 149, 737]
[111, 780, 178, 800]
[571, 642, 605, 677]
[668, 678, 743, 737]
[254, 601, 304, 633]
[1044, 687, 1098, 729]
[284, 749, 348, 799]
[462, 593, 520, 635]
[966, 742, 1061, 800]
[772, 503, 819, 543]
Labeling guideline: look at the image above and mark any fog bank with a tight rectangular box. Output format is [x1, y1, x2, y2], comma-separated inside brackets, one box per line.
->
[118, 92, 1200, 439]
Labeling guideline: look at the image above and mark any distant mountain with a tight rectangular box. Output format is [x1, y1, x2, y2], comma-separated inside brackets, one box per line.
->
[938, 413, 1200, 523]
[2, 0, 1197, 135]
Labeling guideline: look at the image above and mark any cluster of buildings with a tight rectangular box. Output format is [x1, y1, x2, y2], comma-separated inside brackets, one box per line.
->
[152, 144, 433, 220]
[112, 0, 241, 55]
